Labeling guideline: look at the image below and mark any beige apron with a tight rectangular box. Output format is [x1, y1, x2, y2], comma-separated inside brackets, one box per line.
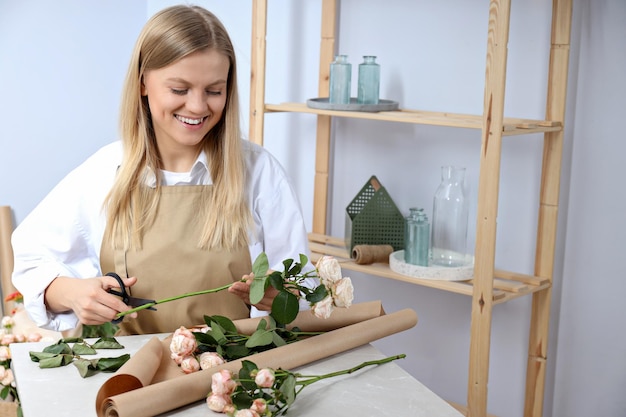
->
[100, 185, 251, 335]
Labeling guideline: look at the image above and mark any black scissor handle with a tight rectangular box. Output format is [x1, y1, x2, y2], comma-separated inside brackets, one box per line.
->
[106, 272, 128, 323]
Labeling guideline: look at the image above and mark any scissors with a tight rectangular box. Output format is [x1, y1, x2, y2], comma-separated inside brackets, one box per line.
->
[105, 272, 156, 323]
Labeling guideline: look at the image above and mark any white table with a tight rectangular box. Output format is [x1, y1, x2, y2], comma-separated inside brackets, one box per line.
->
[11, 334, 463, 417]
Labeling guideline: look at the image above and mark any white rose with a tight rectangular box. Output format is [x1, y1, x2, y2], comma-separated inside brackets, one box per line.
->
[316, 256, 343, 287]
[199, 351, 225, 370]
[311, 295, 334, 319]
[332, 277, 354, 308]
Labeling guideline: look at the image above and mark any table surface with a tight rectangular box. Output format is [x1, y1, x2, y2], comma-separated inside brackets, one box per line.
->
[11, 334, 463, 417]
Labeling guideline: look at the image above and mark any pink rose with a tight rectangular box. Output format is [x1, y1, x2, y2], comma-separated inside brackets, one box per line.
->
[254, 368, 275, 388]
[0, 346, 10, 361]
[315, 256, 342, 287]
[211, 369, 237, 395]
[206, 393, 231, 412]
[311, 295, 334, 319]
[199, 351, 225, 370]
[180, 356, 200, 374]
[250, 398, 268, 414]
[170, 352, 184, 365]
[1, 334, 15, 346]
[170, 326, 197, 356]
[14, 333, 26, 343]
[331, 277, 354, 308]
[0, 368, 14, 387]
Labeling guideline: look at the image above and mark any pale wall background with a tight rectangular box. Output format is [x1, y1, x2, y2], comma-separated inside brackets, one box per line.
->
[0, 1, 624, 416]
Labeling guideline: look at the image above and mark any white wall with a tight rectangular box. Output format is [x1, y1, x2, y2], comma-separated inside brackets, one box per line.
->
[0, 1, 624, 416]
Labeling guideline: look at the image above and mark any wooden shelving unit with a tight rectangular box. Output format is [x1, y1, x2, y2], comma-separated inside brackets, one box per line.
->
[249, 1, 572, 416]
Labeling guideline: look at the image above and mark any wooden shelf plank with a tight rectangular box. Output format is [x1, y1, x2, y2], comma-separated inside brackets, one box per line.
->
[308, 234, 551, 304]
[264, 102, 562, 135]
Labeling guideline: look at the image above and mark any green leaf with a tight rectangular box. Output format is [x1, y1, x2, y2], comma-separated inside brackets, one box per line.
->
[280, 374, 297, 406]
[0, 385, 11, 400]
[39, 354, 73, 368]
[299, 253, 309, 268]
[246, 329, 274, 348]
[271, 291, 299, 324]
[207, 315, 238, 333]
[96, 354, 131, 372]
[305, 285, 329, 304]
[43, 342, 72, 355]
[256, 318, 268, 331]
[268, 271, 285, 291]
[221, 344, 250, 360]
[194, 332, 219, 346]
[272, 331, 287, 347]
[238, 360, 258, 391]
[251, 252, 269, 277]
[249, 274, 269, 305]
[29, 351, 58, 363]
[71, 342, 97, 355]
[60, 337, 84, 344]
[282, 258, 294, 273]
[207, 325, 227, 345]
[73, 358, 98, 378]
[92, 337, 124, 349]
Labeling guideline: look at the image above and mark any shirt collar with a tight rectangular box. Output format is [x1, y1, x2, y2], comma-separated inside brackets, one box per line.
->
[144, 151, 211, 187]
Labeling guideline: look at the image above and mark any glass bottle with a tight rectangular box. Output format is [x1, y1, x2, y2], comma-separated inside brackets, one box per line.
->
[329, 55, 351, 104]
[404, 207, 430, 266]
[357, 56, 380, 105]
[431, 166, 469, 267]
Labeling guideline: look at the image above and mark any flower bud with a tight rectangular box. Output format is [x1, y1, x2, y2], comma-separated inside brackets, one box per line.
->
[254, 368, 275, 388]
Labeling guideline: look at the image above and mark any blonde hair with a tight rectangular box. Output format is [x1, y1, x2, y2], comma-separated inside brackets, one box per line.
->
[104, 5, 250, 250]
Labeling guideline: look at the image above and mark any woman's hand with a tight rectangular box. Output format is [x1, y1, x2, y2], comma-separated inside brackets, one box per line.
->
[44, 275, 139, 325]
[228, 272, 280, 311]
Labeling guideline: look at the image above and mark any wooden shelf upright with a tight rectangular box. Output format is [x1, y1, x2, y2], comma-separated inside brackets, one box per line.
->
[249, 1, 572, 416]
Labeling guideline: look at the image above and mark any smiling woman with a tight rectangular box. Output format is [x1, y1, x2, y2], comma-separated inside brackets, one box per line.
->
[10, 4, 316, 338]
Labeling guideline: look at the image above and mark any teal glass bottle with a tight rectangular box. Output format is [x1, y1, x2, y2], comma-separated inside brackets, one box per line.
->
[329, 55, 351, 104]
[357, 56, 380, 105]
[404, 207, 430, 266]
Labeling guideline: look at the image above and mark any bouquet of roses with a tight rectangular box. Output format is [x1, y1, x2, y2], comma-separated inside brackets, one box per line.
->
[206, 355, 405, 416]
[168, 254, 354, 373]
[116, 252, 354, 325]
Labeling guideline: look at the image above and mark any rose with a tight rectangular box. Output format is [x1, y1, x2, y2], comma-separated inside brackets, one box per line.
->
[1, 334, 15, 346]
[206, 393, 232, 413]
[311, 294, 334, 319]
[0, 346, 10, 361]
[316, 256, 342, 287]
[0, 367, 14, 387]
[331, 277, 354, 308]
[254, 368, 275, 388]
[211, 369, 237, 396]
[1, 316, 14, 329]
[180, 355, 200, 374]
[250, 398, 268, 414]
[199, 351, 225, 370]
[170, 326, 197, 356]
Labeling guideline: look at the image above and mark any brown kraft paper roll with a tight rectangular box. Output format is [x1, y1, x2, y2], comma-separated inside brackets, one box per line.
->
[96, 306, 417, 417]
[352, 244, 394, 264]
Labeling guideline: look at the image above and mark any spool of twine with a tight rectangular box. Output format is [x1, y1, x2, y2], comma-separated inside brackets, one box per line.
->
[352, 244, 394, 265]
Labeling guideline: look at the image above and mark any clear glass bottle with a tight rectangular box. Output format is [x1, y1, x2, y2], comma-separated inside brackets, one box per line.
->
[329, 55, 351, 104]
[404, 207, 430, 266]
[357, 56, 380, 105]
[431, 166, 469, 267]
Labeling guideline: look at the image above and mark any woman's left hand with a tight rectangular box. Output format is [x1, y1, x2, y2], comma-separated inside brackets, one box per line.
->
[228, 272, 279, 311]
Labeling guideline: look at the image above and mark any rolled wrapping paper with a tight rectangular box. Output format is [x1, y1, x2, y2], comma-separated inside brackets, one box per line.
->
[96, 306, 417, 417]
[352, 244, 394, 265]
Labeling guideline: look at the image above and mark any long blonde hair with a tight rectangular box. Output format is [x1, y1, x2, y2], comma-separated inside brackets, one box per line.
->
[104, 5, 250, 250]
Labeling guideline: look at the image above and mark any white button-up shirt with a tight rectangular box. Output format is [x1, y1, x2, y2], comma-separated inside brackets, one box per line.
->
[11, 140, 315, 331]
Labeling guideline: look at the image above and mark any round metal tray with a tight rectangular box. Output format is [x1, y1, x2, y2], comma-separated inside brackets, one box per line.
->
[307, 97, 399, 112]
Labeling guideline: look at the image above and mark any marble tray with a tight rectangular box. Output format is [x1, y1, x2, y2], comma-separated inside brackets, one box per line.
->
[307, 97, 399, 112]
[389, 250, 474, 281]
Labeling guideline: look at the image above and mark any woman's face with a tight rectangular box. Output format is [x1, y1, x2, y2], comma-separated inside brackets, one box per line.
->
[142, 48, 230, 171]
